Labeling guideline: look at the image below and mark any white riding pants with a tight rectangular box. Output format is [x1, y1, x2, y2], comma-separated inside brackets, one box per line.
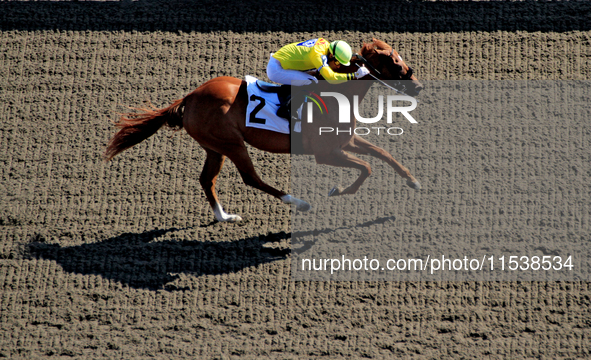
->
[266, 54, 318, 86]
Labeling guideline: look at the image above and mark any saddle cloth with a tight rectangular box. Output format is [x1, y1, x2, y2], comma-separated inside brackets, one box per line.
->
[245, 75, 290, 134]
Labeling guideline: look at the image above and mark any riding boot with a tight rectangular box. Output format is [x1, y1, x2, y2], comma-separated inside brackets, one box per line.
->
[276, 85, 293, 122]
[276, 95, 291, 121]
[290, 82, 317, 122]
[276, 85, 311, 122]
[291, 94, 307, 122]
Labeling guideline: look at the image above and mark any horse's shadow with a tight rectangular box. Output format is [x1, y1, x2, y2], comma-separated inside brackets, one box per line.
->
[25, 216, 395, 291]
[291, 216, 396, 253]
[26, 228, 290, 291]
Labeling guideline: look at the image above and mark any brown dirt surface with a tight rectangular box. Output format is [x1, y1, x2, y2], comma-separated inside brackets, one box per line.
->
[1, 1, 591, 358]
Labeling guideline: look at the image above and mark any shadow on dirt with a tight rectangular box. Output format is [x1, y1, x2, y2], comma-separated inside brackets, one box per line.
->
[293, 216, 396, 239]
[24, 215, 396, 290]
[26, 228, 289, 291]
[2, 1, 589, 33]
[292, 216, 396, 253]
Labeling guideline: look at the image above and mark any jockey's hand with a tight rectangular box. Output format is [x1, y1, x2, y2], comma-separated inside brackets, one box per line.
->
[355, 66, 370, 79]
[318, 55, 329, 72]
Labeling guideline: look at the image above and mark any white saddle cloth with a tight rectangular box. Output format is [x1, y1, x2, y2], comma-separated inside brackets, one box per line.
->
[245, 75, 290, 134]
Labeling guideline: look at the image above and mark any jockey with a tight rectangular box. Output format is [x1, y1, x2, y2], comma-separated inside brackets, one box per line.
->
[267, 38, 369, 120]
[267, 38, 369, 86]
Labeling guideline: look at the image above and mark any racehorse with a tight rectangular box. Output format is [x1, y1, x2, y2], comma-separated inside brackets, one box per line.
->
[104, 39, 423, 222]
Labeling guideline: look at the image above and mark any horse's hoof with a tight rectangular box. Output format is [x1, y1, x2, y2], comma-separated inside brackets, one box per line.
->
[297, 202, 311, 212]
[220, 214, 243, 222]
[406, 179, 421, 190]
[328, 186, 344, 197]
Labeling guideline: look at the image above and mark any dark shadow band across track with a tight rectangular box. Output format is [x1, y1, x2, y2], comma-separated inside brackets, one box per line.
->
[1, 0, 590, 33]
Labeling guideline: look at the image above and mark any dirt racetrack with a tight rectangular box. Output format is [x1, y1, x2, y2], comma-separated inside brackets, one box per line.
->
[1, 1, 591, 358]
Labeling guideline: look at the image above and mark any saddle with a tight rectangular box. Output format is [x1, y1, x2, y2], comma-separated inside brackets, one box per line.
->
[257, 80, 314, 124]
[255, 80, 289, 95]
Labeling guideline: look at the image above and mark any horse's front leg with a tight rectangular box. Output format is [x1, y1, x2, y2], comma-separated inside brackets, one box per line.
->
[315, 148, 372, 196]
[344, 135, 421, 190]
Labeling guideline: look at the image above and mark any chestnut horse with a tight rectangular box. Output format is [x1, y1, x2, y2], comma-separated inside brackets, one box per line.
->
[104, 39, 423, 222]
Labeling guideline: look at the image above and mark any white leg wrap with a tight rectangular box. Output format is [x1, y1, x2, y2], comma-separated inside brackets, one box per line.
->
[281, 195, 311, 212]
[213, 202, 242, 222]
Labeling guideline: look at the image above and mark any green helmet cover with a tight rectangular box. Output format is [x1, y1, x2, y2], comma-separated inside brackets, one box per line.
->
[329, 40, 352, 66]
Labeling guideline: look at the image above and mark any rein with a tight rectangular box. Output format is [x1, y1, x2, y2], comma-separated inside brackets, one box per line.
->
[353, 61, 408, 96]
[354, 53, 382, 76]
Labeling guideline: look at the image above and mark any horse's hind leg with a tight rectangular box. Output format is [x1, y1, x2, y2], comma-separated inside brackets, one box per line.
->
[315, 148, 373, 196]
[226, 145, 310, 211]
[200, 148, 242, 222]
[344, 135, 421, 190]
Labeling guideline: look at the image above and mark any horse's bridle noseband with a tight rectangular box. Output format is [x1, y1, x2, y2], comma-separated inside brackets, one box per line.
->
[395, 51, 415, 81]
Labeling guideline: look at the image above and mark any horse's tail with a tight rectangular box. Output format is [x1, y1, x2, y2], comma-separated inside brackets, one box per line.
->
[103, 98, 185, 161]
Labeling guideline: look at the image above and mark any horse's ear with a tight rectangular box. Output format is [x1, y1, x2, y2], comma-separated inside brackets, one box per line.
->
[372, 38, 382, 49]
[372, 39, 392, 51]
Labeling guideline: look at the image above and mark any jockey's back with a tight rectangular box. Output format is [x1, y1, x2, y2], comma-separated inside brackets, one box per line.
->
[272, 38, 355, 84]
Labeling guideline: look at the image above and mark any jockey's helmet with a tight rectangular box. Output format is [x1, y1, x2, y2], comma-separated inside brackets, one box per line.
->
[329, 41, 352, 66]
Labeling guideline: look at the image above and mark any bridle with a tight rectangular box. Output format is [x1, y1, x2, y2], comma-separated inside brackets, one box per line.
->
[353, 50, 415, 96]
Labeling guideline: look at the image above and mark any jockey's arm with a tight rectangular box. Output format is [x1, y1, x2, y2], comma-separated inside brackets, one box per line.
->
[310, 44, 355, 84]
